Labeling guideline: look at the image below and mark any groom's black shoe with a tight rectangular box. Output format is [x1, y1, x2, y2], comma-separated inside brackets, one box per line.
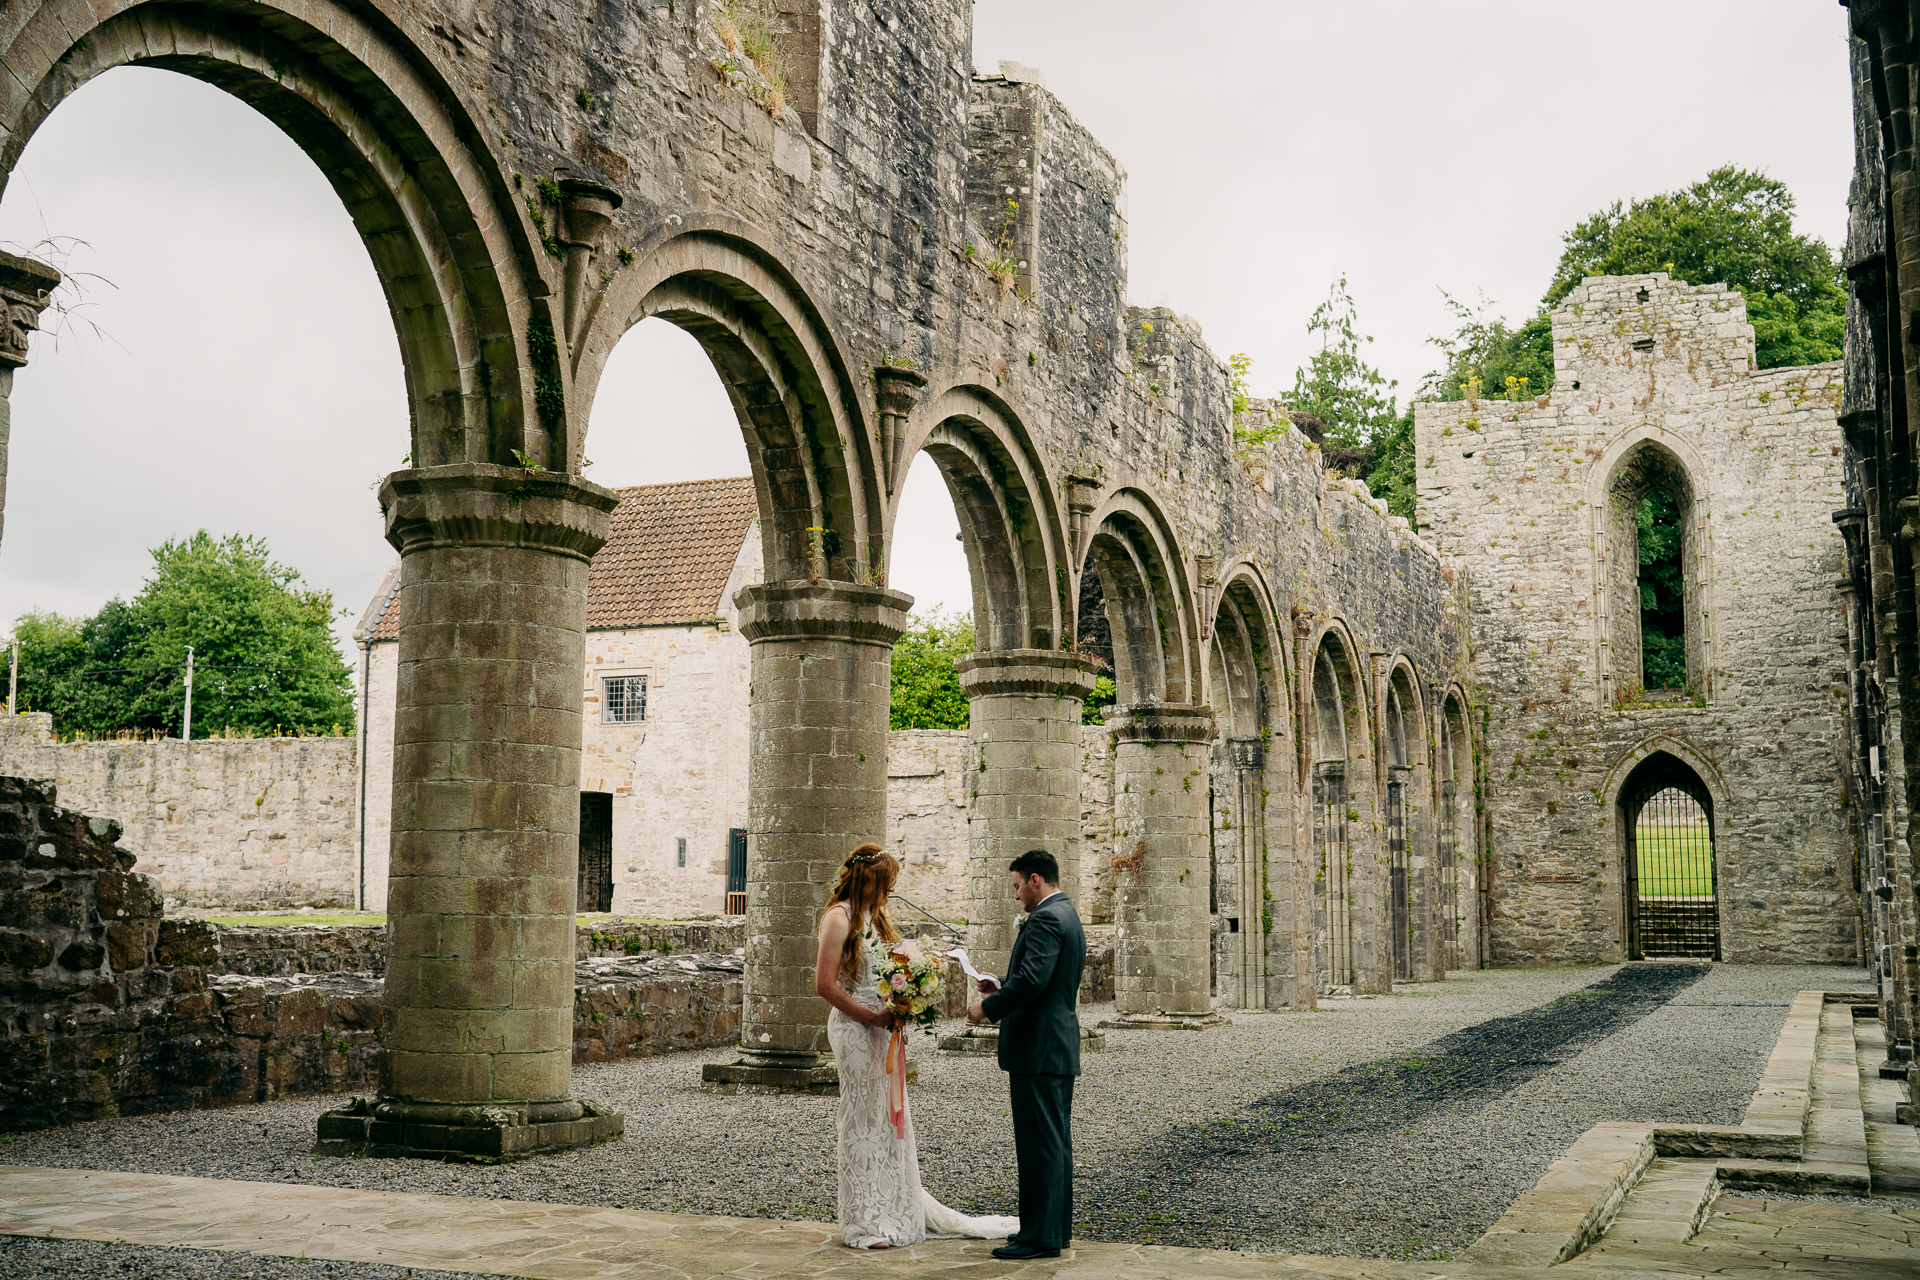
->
[991, 1242, 1062, 1260]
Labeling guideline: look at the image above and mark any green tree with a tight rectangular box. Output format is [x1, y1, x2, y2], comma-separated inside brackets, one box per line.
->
[1545, 166, 1844, 368]
[12, 601, 143, 735]
[1289, 275, 1400, 453]
[12, 531, 355, 738]
[889, 609, 974, 730]
[1637, 492, 1687, 690]
[1284, 276, 1413, 522]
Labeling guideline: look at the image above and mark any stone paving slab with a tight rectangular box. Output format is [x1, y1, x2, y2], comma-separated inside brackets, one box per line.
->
[1856, 1016, 1920, 1196]
[0, 1165, 1476, 1280]
[6, 1163, 1913, 1280]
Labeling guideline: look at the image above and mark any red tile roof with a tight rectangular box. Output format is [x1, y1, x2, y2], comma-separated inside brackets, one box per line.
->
[361, 476, 756, 641]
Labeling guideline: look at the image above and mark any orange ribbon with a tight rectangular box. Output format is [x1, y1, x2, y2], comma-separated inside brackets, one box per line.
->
[884, 1022, 907, 1139]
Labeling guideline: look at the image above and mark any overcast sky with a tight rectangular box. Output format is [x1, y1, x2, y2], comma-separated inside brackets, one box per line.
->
[0, 1, 1854, 669]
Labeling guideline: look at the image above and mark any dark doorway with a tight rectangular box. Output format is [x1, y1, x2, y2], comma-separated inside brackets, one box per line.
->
[578, 792, 614, 913]
[1618, 753, 1718, 959]
[726, 827, 748, 915]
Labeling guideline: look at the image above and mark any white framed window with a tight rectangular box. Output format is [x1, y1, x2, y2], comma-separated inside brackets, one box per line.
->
[676, 837, 687, 868]
[603, 674, 648, 723]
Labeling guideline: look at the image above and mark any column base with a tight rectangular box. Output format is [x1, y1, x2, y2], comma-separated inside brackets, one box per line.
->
[313, 1096, 623, 1163]
[1098, 1011, 1232, 1031]
[701, 1060, 841, 1095]
[936, 1025, 1106, 1054]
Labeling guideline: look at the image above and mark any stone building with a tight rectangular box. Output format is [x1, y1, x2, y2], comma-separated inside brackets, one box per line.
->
[1836, 6, 1920, 1092]
[1, 0, 1841, 1157]
[1416, 275, 1855, 968]
[357, 477, 761, 918]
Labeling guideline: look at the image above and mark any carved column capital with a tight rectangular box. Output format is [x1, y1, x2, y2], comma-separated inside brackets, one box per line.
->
[378, 463, 619, 562]
[955, 648, 1100, 700]
[874, 365, 926, 494]
[733, 580, 913, 648]
[1106, 701, 1216, 744]
[0, 250, 59, 370]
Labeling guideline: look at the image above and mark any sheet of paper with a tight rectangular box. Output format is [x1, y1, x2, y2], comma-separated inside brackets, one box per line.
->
[944, 947, 999, 990]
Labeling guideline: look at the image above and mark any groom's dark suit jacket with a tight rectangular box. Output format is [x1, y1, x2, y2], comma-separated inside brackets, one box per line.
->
[979, 893, 1085, 1075]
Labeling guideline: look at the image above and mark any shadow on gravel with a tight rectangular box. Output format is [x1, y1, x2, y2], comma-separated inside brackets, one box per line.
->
[1070, 962, 1713, 1256]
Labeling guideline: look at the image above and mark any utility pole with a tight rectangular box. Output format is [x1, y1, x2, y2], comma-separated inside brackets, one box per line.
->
[182, 646, 194, 742]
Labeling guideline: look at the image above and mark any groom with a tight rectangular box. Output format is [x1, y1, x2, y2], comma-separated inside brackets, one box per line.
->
[966, 848, 1085, 1261]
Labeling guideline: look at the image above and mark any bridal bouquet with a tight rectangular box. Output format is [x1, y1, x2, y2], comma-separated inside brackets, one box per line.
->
[864, 933, 945, 1139]
[872, 935, 946, 1034]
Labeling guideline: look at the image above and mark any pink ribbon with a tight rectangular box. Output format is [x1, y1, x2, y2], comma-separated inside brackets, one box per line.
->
[884, 1024, 907, 1139]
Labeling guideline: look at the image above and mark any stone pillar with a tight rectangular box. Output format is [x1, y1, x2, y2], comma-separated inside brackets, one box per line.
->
[1101, 703, 1228, 1031]
[955, 650, 1099, 979]
[702, 581, 911, 1093]
[0, 250, 60, 554]
[315, 463, 622, 1162]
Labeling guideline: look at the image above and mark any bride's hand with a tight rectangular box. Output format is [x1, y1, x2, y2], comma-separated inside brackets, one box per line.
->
[863, 1007, 893, 1029]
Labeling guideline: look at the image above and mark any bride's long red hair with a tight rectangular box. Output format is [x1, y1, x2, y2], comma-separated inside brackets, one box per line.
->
[824, 843, 900, 976]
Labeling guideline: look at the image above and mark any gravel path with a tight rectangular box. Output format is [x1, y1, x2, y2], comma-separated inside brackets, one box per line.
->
[0, 961, 1866, 1274]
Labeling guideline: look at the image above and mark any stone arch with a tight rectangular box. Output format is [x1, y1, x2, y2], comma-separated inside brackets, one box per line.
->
[1304, 620, 1369, 774]
[1437, 684, 1477, 969]
[0, 0, 544, 468]
[897, 384, 1070, 651]
[1383, 658, 1432, 982]
[1304, 621, 1374, 992]
[1601, 736, 1730, 961]
[571, 223, 881, 585]
[1589, 427, 1717, 703]
[1206, 565, 1302, 1009]
[1084, 488, 1199, 705]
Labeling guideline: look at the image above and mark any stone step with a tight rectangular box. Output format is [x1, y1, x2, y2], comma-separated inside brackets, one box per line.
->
[1593, 1156, 1718, 1245]
[1718, 1000, 1872, 1197]
[1853, 1015, 1920, 1195]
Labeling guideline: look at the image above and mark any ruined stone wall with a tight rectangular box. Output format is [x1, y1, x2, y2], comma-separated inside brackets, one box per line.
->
[0, 716, 357, 911]
[0, 0, 1477, 1019]
[887, 724, 1117, 924]
[1416, 274, 1856, 966]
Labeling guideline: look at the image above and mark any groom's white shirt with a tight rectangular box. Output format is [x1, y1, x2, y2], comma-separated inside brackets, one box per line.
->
[1034, 890, 1063, 909]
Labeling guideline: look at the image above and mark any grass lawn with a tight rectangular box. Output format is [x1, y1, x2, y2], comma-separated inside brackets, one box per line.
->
[1635, 825, 1716, 897]
[188, 913, 692, 929]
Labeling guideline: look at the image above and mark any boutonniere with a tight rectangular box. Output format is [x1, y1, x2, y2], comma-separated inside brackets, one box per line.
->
[1014, 912, 1030, 931]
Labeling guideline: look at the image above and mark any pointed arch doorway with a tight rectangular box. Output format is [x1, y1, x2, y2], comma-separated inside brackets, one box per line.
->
[1618, 751, 1719, 959]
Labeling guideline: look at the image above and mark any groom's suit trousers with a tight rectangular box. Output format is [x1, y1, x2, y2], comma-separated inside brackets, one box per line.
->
[1008, 1072, 1073, 1249]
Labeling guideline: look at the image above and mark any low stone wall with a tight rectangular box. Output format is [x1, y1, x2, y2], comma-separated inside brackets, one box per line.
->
[0, 715, 358, 911]
[211, 923, 388, 976]
[574, 953, 744, 1061]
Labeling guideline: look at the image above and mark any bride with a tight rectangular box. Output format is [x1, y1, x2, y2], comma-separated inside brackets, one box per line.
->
[813, 843, 1022, 1250]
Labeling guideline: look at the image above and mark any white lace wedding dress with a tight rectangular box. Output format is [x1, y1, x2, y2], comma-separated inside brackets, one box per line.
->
[826, 904, 1021, 1249]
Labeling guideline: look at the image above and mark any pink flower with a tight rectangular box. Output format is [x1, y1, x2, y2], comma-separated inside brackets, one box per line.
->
[889, 972, 908, 991]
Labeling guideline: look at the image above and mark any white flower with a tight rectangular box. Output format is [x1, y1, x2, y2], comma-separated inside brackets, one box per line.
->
[1014, 913, 1030, 931]
[894, 938, 926, 965]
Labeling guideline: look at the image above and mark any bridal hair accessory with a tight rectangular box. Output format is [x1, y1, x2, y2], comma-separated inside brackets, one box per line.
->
[846, 847, 886, 866]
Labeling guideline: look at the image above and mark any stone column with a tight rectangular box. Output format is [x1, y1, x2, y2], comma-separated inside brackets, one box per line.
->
[702, 581, 911, 1093]
[1102, 703, 1229, 1030]
[0, 250, 59, 554]
[315, 463, 622, 1162]
[954, 650, 1098, 979]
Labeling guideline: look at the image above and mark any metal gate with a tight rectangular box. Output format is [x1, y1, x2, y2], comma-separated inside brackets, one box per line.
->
[1627, 786, 1717, 958]
[726, 827, 748, 916]
[577, 791, 614, 913]
[1387, 768, 1411, 982]
[1314, 763, 1353, 990]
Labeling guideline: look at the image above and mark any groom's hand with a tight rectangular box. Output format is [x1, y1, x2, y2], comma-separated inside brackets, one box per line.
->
[966, 1002, 986, 1025]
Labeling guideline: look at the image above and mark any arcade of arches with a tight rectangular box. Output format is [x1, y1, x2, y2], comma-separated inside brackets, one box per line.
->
[0, 1, 1882, 1159]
